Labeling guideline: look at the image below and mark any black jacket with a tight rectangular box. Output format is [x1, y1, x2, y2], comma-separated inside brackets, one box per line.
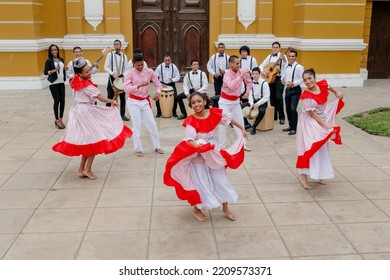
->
[44, 58, 66, 83]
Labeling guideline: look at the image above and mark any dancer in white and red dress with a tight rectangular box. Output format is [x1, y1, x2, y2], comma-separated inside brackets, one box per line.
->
[52, 58, 132, 180]
[296, 68, 344, 189]
[164, 92, 247, 222]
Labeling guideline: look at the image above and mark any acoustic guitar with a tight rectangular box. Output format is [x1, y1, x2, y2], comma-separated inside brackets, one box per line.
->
[263, 47, 291, 84]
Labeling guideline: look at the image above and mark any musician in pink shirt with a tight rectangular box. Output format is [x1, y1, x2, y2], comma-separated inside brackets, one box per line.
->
[124, 53, 164, 157]
[218, 55, 252, 150]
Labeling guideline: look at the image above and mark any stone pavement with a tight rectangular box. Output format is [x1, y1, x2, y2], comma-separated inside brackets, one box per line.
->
[0, 79, 389, 260]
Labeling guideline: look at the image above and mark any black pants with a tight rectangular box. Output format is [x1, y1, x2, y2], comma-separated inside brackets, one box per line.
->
[213, 75, 223, 96]
[49, 83, 65, 120]
[176, 92, 188, 116]
[285, 86, 301, 130]
[156, 82, 181, 115]
[106, 75, 126, 117]
[269, 76, 285, 121]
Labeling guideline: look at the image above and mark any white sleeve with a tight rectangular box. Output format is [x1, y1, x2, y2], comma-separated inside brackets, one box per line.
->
[207, 55, 215, 75]
[198, 71, 208, 93]
[104, 53, 113, 75]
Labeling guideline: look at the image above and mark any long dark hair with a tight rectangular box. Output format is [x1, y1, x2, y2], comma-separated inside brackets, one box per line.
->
[188, 91, 210, 109]
[47, 44, 61, 60]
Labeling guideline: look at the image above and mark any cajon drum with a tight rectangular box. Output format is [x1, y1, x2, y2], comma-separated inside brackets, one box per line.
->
[257, 105, 274, 131]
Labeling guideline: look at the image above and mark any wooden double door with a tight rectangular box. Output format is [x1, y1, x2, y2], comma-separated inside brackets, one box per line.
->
[368, 1, 390, 79]
[132, 0, 209, 75]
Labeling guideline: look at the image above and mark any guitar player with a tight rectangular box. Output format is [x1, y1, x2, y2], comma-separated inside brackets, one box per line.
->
[259, 42, 287, 125]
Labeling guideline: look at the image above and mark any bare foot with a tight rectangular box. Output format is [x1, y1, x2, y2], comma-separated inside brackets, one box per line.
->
[223, 209, 236, 221]
[135, 151, 144, 157]
[318, 179, 327, 185]
[76, 171, 86, 178]
[299, 174, 312, 190]
[192, 208, 208, 222]
[83, 170, 97, 180]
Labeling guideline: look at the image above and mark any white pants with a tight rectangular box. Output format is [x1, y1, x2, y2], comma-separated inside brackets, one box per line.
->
[127, 98, 161, 152]
[218, 98, 245, 148]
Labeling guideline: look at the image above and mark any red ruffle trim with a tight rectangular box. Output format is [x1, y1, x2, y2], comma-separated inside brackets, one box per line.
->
[71, 75, 98, 90]
[182, 108, 223, 133]
[163, 140, 245, 206]
[296, 98, 345, 169]
[52, 126, 132, 156]
[300, 80, 329, 105]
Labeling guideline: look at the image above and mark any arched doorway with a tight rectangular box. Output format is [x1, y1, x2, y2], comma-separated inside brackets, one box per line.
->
[132, 0, 209, 76]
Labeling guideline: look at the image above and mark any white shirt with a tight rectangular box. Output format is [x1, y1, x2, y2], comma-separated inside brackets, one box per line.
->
[282, 61, 304, 87]
[240, 55, 258, 71]
[249, 78, 270, 106]
[182, 70, 208, 95]
[104, 51, 129, 76]
[66, 59, 98, 80]
[206, 53, 229, 75]
[51, 60, 65, 85]
[154, 63, 180, 84]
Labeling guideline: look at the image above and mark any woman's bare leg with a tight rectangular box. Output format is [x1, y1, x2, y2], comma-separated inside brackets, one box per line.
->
[193, 206, 208, 222]
[77, 156, 88, 177]
[222, 202, 236, 221]
[83, 155, 97, 180]
[299, 174, 312, 189]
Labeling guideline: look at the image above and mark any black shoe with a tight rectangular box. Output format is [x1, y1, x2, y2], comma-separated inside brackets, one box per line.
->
[156, 113, 161, 118]
[177, 114, 187, 120]
[250, 126, 256, 135]
[121, 116, 129, 121]
[279, 120, 285, 125]
[288, 130, 296, 135]
[282, 127, 292, 132]
[245, 124, 252, 130]
[172, 113, 178, 118]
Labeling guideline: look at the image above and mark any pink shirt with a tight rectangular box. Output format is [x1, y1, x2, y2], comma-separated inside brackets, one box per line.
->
[221, 69, 252, 97]
[124, 67, 162, 98]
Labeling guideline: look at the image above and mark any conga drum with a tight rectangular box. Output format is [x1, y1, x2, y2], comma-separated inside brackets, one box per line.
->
[159, 86, 174, 118]
[257, 105, 275, 131]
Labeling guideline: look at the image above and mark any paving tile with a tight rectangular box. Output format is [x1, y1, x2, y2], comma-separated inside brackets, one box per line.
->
[77, 231, 149, 260]
[360, 153, 390, 167]
[0, 173, 11, 187]
[148, 229, 218, 259]
[111, 157, 157, 172]
[278, 224, 356, 257]
[0, 189, 48, 209]
[0, 209, 35, 234]
[0, 160, 25, 174]
[211, 203, 273, 228]
[247, 168, 297, 184]
[152, 186, 189, 207]
[105, 171, 154, 188]
[330, 154, 372, 167]
[226, 168, 253, 185]
[151, 205, 212, 230]
[214, 227, 289, 259]
[371, 200, 390, 217]
[17, 159, 70, 174]
[40, 188, 101, 208]
[0, 234, 16, 259]
[234, 184, 262, 204]
[1, 173, 59, 190]
[97, 187, 152, 207]
[255, 183, 314, 203]
[266, 202, 331, 225]
[53, 172, 106, 189]
[3, 232, 83, 260]
[362, 253, 390, 260]
[335, 166, 390, 181]
[88, 207, 151, 231]
[0, 149, 36, 161]
[339, 223, 390, 254]
[310, 182, 366, 201]
[319, 200, 390, 223]
[243, 155, 288, 169]
[23, 208, 93, 233]
[353, 181, 390, 200]
[294, 254, 362, 260]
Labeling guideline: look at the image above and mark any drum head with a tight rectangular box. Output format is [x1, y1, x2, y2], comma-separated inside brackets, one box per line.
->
[113, 79, 124, 90]
[242, 107, 251, 118]
[161, 86, 173, 92]
[250, 108, 259, 118]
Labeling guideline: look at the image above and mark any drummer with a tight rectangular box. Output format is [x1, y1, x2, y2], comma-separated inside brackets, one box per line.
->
[245, 67, 270, 135]
[123, 53, 164, 157]
[104, 39, 130, 121]
[154, 55, 181, 118]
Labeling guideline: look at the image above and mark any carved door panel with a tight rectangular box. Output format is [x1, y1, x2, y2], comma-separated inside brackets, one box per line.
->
[132, 0, 209, 75]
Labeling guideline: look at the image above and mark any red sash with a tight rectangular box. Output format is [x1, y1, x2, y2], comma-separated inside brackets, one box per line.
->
[221, 92, 239, 101]
[129, 93, 151, 108]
